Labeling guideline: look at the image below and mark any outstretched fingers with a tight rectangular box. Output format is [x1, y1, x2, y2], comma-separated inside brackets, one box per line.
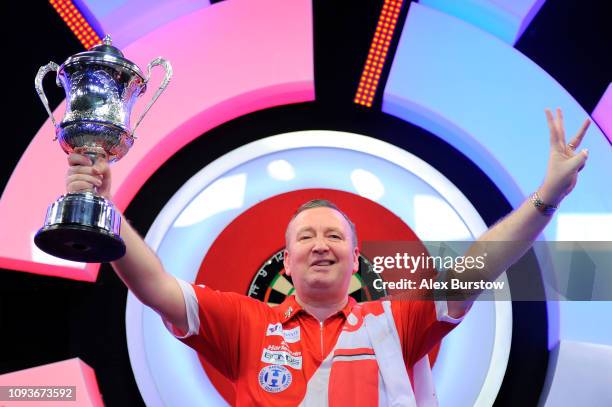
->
[545, 109, 563, 151]
[568, 118, 591, 151]
[556, 108, 566, 146]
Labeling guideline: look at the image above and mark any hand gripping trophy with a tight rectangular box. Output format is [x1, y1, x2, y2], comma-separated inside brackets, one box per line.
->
[33, 35, 172, 263]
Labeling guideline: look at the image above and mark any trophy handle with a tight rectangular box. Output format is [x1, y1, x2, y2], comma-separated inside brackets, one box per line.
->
[34, 62, 61, 133]
[132, 57, 173, 137]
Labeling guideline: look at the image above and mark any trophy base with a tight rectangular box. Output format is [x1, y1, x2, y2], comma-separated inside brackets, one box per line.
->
[34, 192, 125, 263]
[34, 224, 126, 263]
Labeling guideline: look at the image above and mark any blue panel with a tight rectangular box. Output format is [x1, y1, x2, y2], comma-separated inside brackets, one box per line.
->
[383, 1, 612, 401]
[420, 0, 545, 44]
[75, 0, 126, 17]
[74, 0, 211, 48]
[384, 2, 612, 226]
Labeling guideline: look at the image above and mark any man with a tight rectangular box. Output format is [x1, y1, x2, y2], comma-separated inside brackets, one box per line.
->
[66, 109, 589, 405]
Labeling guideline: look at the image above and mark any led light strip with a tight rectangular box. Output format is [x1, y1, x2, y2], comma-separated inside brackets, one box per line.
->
[354, 0, 404, 107]
[49, 0, 102, 49]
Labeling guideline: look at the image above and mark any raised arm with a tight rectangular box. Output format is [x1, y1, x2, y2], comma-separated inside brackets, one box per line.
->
[447, 108, 591, 317]
[66, 154, 188, 333]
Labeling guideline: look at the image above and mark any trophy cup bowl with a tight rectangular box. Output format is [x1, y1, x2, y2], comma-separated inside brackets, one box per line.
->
[33, 35, 172, 262]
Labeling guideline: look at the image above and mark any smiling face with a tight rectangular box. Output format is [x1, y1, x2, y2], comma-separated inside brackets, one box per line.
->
[283, 206, 360, 304]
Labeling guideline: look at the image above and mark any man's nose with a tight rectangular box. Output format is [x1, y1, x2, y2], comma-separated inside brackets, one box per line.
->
[311, 237, 330, 253]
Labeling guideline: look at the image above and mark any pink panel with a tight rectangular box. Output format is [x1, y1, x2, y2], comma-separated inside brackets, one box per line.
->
[0, 358, 103, 407]
[0, 0, 314, 281]
[591, 83, 612, 144]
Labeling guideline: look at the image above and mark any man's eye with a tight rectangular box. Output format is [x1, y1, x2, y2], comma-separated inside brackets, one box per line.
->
[298, 235, 312, 240]
[329, 234, 342, 239]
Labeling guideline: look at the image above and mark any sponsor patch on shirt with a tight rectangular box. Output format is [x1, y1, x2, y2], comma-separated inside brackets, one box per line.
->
[266, 323, 300, 343]
[266, 323, 283, 336]
[259, 365, 292, 393]
[261, 348, 303, 369]
[282, 326, 300, 343]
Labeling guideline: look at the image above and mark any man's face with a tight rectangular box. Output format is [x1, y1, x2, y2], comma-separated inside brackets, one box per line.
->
[283, 207, 359, 301]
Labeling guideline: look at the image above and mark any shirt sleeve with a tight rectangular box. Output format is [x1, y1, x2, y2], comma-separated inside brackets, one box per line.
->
[434, 299, 469, 324]
[163, 279, 245, 380]
[392, 300, 465, 367]
[162, 278, 200, 338]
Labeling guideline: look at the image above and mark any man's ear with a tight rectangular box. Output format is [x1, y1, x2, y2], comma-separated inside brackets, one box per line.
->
[283, 249, 291, 276]
[352, 246, 360, 274]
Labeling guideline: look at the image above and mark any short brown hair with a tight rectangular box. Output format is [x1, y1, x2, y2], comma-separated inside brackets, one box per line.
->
[285, 199, 358, 247]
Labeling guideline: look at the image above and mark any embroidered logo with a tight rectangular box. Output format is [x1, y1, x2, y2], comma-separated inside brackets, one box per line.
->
[266, 323, 283, 336]
[259, 365, 292, 393]
[282, 326, 300, 343]
[261, 348, 303, 369]
[266, 324, 301, 343]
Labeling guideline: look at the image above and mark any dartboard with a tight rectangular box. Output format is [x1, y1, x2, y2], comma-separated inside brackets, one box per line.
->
[247, 250, 385, 305]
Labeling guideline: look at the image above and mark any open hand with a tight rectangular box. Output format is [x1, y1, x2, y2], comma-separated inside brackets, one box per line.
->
[540, 108, 590, 205]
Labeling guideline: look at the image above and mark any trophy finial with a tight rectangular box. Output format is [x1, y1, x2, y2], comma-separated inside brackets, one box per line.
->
[88, 35, 123, 57]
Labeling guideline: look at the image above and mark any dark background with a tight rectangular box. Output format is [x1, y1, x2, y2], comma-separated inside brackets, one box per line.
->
[1, 1, 609, 406]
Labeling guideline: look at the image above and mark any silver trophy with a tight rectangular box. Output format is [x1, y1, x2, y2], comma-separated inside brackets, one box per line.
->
[33, 35, 172, 262]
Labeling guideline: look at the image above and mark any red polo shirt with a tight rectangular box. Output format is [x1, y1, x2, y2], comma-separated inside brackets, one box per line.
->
[172, 283, 460, 406]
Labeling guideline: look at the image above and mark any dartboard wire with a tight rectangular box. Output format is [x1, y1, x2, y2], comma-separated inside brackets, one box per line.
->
[348, 274, 363, 294]
[270, 272, 294, 296]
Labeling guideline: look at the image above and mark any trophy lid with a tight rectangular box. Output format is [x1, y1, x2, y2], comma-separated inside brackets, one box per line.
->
[61, 35, 146, 81]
